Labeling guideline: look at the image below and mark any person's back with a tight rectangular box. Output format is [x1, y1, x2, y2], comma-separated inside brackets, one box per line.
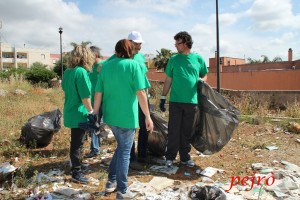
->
[93, 39, 153, 199]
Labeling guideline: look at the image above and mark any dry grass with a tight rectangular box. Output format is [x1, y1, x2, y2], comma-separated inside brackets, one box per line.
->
[1, 78, 300, 199]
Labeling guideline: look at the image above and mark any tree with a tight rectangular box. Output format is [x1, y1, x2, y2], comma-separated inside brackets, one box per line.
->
[272, 56, 282, 62]
[247, 55, 282, 64]
[261, 55, 270, 63]
[53, 54, 69, 78]
[153, 48, 175, 71]
[70, 41, 91, 48]
[25, 62, 56, 85]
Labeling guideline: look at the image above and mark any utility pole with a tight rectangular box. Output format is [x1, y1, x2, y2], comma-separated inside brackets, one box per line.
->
[216, 0, 221, 93]
[59, 27, 63, 80]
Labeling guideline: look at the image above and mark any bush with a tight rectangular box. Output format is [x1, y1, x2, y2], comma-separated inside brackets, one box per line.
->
[0, 68, 28, 81]
[25, 62, 56, 85]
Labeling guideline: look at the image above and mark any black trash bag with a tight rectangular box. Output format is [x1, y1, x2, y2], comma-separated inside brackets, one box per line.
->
[190, 80, 239, 155]
[189, 185, 226, 200]
[147, 111, 168, 156]
[20, 109, 62, 148]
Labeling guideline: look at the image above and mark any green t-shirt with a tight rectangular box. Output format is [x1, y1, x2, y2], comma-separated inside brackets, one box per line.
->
[165, 52, 208, 104]
[133, 53, 148, 74]
[89, 62, 102, 103]
[104, 53, 148, 73]
[62, 66, 91, 128]
[95, 58, 149, 128]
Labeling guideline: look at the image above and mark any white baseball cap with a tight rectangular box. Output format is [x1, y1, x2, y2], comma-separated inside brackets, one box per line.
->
[128, 31, 144, 43]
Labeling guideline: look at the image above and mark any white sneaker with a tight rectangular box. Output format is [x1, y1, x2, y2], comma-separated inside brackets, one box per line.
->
[181, 159, 195, 167]
[116, 190, 137, 199]
[105, 181, 117, 193]
[165, 160, 173, 167]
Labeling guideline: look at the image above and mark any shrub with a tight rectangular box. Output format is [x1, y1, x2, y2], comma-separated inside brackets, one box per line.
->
[0, 68, 28, 81]
[25, 62, 56, 85]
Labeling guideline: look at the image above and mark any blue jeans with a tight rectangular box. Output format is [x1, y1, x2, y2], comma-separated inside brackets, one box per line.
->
[89, 107, 102, 154]
[89, 130, 100, 154]
[108, 126, 135, 193]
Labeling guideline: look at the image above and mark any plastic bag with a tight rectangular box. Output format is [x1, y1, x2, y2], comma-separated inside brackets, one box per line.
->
[20, 109, 62, 148]
[191, 81, 239, 155]
[189, 185, 226, 200]
[147, 111, 168, 156]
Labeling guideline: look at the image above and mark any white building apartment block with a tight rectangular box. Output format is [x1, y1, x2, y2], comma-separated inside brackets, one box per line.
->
[0, 43, 54, 70]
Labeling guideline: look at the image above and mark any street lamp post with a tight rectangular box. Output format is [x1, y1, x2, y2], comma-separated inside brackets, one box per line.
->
[58, 27, 63, 80]
[216, 0, 221, 93]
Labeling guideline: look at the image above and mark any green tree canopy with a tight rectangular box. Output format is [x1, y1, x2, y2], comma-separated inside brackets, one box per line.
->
[153, 48, 175, 71]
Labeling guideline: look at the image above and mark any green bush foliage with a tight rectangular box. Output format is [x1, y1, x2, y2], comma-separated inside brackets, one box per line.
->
[25, 62, 56, 84]
[0, 68, 28, 81]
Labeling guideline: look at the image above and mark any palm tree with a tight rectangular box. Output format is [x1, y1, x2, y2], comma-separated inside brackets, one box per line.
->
[272, 56, 282, 62]
[261, 55, 270, 63]
[70, 41, 92, 48]
[247, 55, 282, 64]
[153, 48, 174, 71]
[247, 57, 261, 64]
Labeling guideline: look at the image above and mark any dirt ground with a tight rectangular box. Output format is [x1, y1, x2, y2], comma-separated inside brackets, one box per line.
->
[2, 120, 300, 199]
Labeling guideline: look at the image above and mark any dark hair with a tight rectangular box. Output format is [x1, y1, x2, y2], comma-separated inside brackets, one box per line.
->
[174, 31, 193, 49]
[115, 39, 134, 58]
[90, 46, 101, 58]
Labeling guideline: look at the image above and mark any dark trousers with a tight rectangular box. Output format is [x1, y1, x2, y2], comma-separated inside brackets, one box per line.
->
[165, 102, 197, 161]
[130, 102, 149, 162]
[70, 128, 86, 171]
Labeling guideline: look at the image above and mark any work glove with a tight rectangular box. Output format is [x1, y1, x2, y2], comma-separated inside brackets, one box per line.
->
[159, 96, 166, 112]
[88, 113, 100, 129]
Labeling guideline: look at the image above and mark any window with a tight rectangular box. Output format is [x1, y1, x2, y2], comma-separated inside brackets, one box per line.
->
[41, 54, 45, 59]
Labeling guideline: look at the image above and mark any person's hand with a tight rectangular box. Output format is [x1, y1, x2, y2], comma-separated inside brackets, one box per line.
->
[88, 113, 100, 129]
[159, 97, 166, 112]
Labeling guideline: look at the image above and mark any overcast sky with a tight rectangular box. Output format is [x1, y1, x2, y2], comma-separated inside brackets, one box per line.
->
[0, 0, 300, 65]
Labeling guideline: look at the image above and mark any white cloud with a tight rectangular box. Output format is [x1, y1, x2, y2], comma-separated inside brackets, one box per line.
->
[246, 0, 300, 30]
[0, 0, 299, 64]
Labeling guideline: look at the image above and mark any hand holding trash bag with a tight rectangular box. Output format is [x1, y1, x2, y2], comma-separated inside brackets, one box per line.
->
[88, 113, 100, 129]
[159, 96, 166, 112]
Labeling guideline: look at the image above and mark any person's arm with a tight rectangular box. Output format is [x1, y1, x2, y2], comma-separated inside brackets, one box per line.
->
[93, 92, 102, 114]
[136, 89, 153, 133]
[82, 98, 93, 113]
[159, 76, 172, 112]
[161, 76, 172, 96]
[201, 74, 208, 82]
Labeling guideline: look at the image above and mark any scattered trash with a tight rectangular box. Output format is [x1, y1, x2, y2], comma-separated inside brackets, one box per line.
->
[265, 146, 278, 150]
[189, 185, 226, 200]
[287, 122, 300, 134]
[199, 167, 224, 177]
[0, 162, 17, 174]
[19, 109, 62, 148]
[184, 172, 191, 176]
[149, 165, 179, 175]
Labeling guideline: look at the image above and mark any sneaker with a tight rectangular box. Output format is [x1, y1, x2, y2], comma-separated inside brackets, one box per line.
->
[165, 160, 173, 168]
[105, 180, 117, 193]
[181, 159, 195, 167]
[84, 151, 100, 159]
[129, 161, 145, 171]
[116, 190, 137, 200]
[81, 164, 89, 174]
[71, 170, 89, 184]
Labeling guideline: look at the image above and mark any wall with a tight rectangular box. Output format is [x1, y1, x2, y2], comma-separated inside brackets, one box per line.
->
[147, 68, 300, 91]
[207, 69, 300, 91]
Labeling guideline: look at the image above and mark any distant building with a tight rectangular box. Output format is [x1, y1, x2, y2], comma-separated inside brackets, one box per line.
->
[0, 43, 51, 70]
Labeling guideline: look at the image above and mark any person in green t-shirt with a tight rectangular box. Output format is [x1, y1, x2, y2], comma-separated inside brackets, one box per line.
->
[93, 39, 153, 199]
[83, 46, 102, 159]
[127, 31, 151, 170]
[62, 44, 95, 184]
[159, 31, 209, 168]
